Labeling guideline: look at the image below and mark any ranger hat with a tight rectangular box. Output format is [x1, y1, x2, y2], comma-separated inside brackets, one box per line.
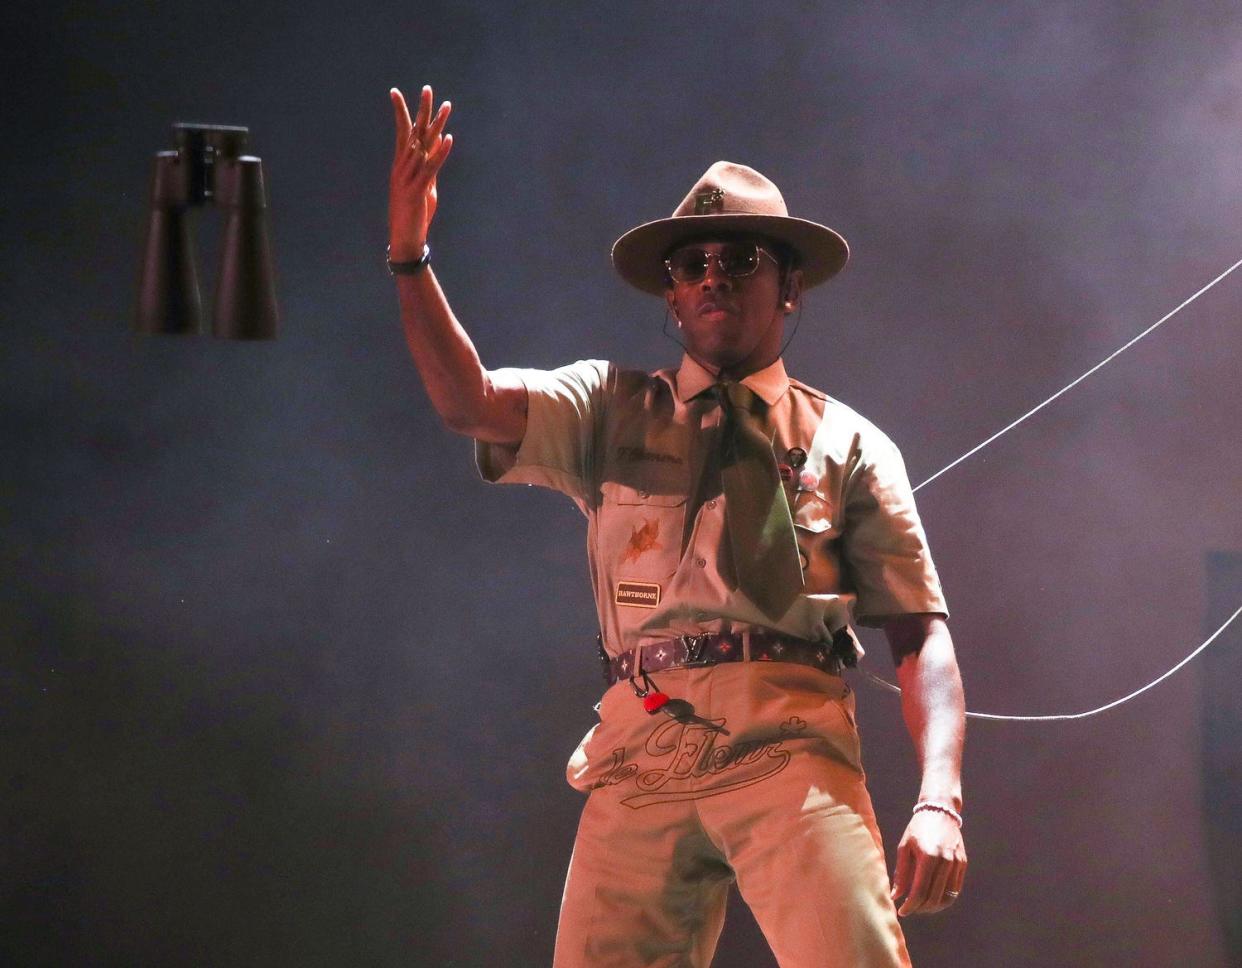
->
[611, 160, 849, 296]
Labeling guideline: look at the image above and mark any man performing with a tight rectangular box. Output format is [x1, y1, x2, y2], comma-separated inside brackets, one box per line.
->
[387, 84, 967, 967]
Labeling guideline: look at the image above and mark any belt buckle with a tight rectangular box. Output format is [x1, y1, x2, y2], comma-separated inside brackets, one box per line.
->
[679, 633, 714, 668]
[829, 627, 860, 671]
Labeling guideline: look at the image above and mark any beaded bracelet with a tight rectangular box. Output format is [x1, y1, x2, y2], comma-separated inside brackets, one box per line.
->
[912, 800, 963, 828]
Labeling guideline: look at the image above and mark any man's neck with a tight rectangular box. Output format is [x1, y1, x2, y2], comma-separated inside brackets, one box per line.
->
[688, 350, 781, 383]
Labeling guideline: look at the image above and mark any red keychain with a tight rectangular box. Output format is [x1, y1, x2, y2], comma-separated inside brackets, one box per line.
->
[642, 689, 671, 714]
[631, 673, 729, 733]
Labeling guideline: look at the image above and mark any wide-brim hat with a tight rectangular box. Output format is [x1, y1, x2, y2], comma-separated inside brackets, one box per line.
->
[611, 161, 849, 296]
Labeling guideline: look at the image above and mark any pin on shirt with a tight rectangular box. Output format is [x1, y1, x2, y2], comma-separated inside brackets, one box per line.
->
[783, 447, 817, 491]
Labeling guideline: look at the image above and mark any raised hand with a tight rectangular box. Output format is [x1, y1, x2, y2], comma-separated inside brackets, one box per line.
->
[388, 85, 453, 261]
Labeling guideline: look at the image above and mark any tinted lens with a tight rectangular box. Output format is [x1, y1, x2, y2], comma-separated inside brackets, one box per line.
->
[718, 243, 760, 276]
[666, 244, 762, 283]
[667, 248, 710, 283]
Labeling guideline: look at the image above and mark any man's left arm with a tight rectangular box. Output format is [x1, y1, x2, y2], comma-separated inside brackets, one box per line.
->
[885, 613, 967, 916]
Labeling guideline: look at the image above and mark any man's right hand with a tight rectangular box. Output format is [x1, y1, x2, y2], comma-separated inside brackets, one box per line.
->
[386, 85, 527, 446]
[389, 85, 453, 261]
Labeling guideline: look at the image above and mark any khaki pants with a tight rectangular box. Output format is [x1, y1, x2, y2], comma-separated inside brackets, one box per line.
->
[554, 662, 912, 968]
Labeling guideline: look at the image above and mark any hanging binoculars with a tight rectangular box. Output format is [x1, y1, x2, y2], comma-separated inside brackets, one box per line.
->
[135, 123, 278, 339]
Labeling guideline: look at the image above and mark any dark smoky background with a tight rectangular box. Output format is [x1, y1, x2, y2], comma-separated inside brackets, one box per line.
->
[4, 2, 1240, 965]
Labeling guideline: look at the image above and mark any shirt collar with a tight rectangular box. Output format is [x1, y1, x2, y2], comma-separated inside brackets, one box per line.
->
[674, 353, 791, 407]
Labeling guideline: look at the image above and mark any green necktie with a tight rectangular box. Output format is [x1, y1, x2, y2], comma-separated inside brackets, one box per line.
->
[716, 382, 804, 618]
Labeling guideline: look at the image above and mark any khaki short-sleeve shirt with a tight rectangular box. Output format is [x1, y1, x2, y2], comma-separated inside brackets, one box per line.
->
[476, 354, 947, 658]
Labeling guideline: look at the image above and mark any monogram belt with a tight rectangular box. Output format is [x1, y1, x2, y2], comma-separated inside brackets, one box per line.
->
[600, 628, 859, 686]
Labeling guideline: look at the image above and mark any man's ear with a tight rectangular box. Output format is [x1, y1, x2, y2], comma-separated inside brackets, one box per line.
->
[782, 268, 804, 312]
[665, 289, 681, 325]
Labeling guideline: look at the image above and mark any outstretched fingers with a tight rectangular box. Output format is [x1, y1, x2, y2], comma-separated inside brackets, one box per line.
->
[425, 132, 453, 177]
[390, 88, 413, 156]
[387, 83, 454, 250]
[391, 86, 452, 172]
[425, 100, 452, 145]
[413, 85, 433, 142]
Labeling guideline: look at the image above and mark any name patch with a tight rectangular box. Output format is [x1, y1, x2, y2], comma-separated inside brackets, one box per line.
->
[615, 581, 661, 608]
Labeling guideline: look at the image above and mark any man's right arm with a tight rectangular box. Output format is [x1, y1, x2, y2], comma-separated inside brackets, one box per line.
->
[389, 85, 527, 447]
[394, 268, 528, 445]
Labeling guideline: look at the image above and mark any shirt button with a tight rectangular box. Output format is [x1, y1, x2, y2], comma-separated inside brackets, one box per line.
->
[695, 557, 707, 568]
[706, 499, 717, 509]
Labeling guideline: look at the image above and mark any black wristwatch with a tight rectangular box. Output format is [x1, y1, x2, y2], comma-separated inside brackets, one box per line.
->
[387, 243, 431, 276]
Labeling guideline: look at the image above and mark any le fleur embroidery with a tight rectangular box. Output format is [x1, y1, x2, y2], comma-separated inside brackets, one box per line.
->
[621, 518, 662, 564]
[592, 715, 808, 809]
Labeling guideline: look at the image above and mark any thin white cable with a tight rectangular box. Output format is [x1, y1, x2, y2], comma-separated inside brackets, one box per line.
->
[913, 254, 1242, 493]
[869, 254, 1242, 719]
[862, 602, 1242, 721]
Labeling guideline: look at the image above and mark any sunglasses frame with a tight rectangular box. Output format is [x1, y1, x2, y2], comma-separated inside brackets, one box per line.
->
[664, 242, 780, 285]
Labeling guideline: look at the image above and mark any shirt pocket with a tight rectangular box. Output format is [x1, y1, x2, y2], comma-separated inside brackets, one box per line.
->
[601, 481, 687, 581]
[791, 489, 845, 591]
[792, 488, 835, 535]
[609, 482, 686, 508]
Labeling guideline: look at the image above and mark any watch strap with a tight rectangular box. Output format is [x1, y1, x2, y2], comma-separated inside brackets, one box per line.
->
[387, 243, 430, 276]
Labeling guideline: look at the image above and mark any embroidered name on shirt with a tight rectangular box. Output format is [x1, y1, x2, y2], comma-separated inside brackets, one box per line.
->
[617, 446, 682, 465]
[615, 581, 661, 608]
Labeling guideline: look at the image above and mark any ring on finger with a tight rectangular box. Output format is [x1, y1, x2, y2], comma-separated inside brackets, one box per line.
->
[945, 890, 960, 899]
